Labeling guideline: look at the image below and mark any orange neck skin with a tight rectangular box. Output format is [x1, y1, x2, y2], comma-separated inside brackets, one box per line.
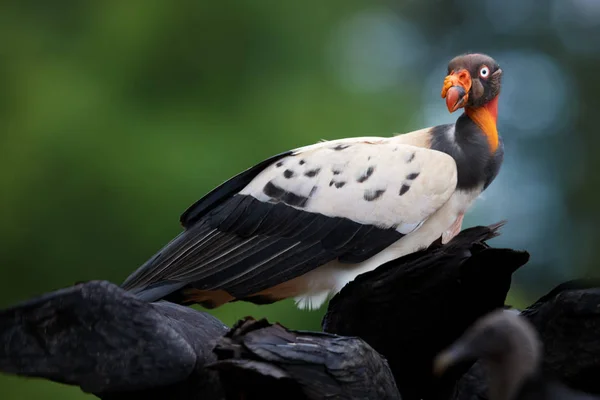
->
[465, 95, 499, 153]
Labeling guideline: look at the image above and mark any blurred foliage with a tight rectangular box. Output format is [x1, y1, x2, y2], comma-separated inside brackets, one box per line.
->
[1, 0, 600, 398]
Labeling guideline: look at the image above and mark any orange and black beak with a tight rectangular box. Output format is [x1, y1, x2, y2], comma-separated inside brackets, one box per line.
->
[441, 69, 472, 113]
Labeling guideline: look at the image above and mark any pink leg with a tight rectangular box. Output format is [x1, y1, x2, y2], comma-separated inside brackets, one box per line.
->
[442, 213, 464, 244]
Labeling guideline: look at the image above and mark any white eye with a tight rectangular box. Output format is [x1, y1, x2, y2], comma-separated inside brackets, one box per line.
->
[479, 66, 490, 78]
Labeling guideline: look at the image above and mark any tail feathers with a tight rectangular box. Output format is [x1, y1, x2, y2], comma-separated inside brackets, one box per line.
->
[126, 281, 188, 303]
[120, 222, 215, 303]
[120, 229, 189, 290]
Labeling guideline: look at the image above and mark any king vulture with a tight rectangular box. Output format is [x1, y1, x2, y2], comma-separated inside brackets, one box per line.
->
[122, 53, 504, 310]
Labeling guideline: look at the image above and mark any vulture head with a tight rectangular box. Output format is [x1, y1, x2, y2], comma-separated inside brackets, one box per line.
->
[442, 53, 503, 112]
[433, 309, 541, 400]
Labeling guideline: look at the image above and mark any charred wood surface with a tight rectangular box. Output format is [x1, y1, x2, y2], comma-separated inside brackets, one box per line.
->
[0, 280, 227, 400]
[210, 317, 401, 399]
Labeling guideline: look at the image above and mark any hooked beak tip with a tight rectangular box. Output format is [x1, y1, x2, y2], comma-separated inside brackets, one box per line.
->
[433, 343, 476, 377]
[433, 351, 453, 376]
[441, 69, 471, 113]
[445, 86, 467, 113]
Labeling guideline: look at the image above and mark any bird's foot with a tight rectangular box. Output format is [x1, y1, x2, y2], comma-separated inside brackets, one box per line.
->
[441, 213, 464, 244]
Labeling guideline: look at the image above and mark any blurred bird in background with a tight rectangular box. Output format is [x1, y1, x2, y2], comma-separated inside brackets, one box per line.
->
[434, 310, 599, 400]
[122, 53, 504, 310]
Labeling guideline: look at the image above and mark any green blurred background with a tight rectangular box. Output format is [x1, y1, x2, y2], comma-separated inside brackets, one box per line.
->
[2, 0, 600, 398]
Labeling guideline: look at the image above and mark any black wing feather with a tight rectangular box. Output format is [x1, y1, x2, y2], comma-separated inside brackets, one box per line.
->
[123, 195, 405, 303]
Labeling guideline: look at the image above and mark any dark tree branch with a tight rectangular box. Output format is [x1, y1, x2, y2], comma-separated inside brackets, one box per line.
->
[0, 281, 227, 400]
[14, 223, 600, 400]
[209, 317, 401, 400]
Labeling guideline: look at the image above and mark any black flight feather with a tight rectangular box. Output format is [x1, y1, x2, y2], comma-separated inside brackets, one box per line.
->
[123, 195, 404, 305]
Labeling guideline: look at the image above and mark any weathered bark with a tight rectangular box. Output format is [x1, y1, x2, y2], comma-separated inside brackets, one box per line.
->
[0, 281, 227, 400]
[210, 317, 401, 399]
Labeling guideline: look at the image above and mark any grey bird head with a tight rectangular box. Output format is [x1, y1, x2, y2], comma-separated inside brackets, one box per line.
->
[433, 309, 542, 400]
